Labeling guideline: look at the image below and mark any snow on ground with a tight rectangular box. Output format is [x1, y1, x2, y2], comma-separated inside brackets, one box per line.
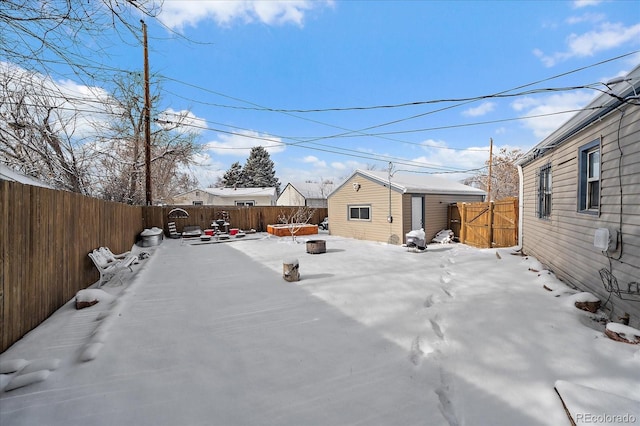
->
[1, 233, 639, 426]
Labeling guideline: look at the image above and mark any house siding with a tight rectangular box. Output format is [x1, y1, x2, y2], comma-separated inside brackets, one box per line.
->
[328, 173, 404, 244]
[521, 103, 640, 325]
[172, 190, 275, 206]
[276, 185, 305, 206]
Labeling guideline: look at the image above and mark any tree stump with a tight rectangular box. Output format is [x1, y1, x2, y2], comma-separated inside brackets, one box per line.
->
[283, 258, 300, 282]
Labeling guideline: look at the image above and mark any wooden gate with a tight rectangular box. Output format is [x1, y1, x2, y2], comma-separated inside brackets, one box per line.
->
[449, 198, 518, 248]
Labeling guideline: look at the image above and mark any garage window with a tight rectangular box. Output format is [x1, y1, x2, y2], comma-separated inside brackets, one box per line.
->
[348, 205, 371, 221]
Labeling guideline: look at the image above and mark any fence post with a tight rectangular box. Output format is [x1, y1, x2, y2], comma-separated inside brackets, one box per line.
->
[460, 203, 467, 244]
[488, 201, 494, 248]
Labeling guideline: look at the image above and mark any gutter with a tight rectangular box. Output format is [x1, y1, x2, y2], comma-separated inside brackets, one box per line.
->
[517, 164, 524, 251]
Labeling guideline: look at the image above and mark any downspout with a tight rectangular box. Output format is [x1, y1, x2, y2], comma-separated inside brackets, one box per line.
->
[517, 164, 524, 251]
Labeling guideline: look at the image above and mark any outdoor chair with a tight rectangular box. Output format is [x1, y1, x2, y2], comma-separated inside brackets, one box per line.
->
[89, 249, 136, 286]
[98, 247, 139, 264]
[168, 222, 181, 239]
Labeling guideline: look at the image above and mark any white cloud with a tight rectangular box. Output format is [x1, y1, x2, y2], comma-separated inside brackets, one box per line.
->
[415, 140, 490, 175]
[534, 22, 640, 67]
[157, 0, 331, 30]
[188, 153, 226, 187]
[203, 130, 286, 156]
[299, 155, 327, 168]
[510, 90, 597, 138]
[565, 12, 605, 25]
[462, 102, 496, 117]
[331, 162, 347, 170]
[158, 108, 207, 133]
[573, 0, 603, 8]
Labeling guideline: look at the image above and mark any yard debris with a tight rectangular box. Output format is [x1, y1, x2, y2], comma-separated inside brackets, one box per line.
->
[75, 289, 114, 310]
[432, 229, 454, 244]
[572, 292, 601, 313]
[604, 322, 640, 344]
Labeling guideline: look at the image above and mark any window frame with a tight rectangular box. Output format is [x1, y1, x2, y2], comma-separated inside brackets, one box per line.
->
[348, 204, 371, 221]
[235, 200, 255, 207]
[577, 139, 601, 215]
[537, 163, 552, 220]
[192, 201, 203, 206]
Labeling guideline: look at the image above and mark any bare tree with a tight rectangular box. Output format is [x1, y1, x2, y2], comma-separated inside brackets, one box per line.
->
[93, 74, 200, 204]
[278, 206, 317, 242]
[463, 148, 523, 201]
[1, 0, 160, 83]
[0, 66, 94, 193]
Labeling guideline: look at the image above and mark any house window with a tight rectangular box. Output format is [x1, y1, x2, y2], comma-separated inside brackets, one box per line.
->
[235, 200, 255, 206]
[193, 201, 203, 206]
[537, 163, 552, 219]
[578, 140, 600, 214]
[348, 205, 371, 221]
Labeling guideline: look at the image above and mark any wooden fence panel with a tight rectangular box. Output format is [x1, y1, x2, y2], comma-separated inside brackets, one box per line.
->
[1, 185, 328, 353]
[158, 205, 327, 235]
[449, 198, 518, 249]
[1, 182, 144, 352]
[492, 198, 519, 248]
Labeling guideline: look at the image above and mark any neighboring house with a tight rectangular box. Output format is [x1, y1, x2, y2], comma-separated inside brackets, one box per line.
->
[516, 64, 640, 326]
[171, 187, 277, 206]
[327, 169, 485, 245]
[276, 181, 335, 208]
[0, 163, 55, 189]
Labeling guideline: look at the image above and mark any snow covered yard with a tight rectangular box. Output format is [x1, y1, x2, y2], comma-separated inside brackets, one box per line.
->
[226, 234, 640, 425]
[1, 234, 638, 426]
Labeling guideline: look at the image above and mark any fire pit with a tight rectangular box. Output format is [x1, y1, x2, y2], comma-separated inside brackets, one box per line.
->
[306, 239, 326, 254]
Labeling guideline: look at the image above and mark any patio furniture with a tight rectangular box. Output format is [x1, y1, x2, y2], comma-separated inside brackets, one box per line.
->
[98, 247, 139, 264]
[181, 225, 202, 245]
[89, 249, 136, 286]
[182, 225, 202, 238]
[168, 222, 181, 239]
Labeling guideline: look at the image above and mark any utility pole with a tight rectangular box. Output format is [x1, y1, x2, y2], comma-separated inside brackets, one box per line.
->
[142, 20, 152, 206]
[487, 137, 493, 202]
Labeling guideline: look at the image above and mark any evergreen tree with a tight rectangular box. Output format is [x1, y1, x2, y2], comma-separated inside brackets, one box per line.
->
[242, 146, 280, 192]
[221, 161, 244, 187]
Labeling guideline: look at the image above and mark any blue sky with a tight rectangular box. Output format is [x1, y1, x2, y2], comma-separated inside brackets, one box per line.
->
[45, 0, 640, 187]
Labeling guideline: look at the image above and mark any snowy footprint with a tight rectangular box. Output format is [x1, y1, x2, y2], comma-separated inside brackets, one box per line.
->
[435, 368, 459, 426]
[430, 318, 445, 340]
[409, 336, 424, 366]
[423, 294, 435, 308]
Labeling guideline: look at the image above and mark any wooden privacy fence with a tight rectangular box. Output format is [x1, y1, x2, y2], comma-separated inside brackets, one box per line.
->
[1, 181, 144, 353]
[1, 180, 328, 353]
[143, 205, 327, 236]
[448, 198, 518, 248]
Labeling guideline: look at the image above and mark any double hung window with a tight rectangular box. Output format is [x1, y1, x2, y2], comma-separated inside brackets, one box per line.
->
[578, 140, 600, 214]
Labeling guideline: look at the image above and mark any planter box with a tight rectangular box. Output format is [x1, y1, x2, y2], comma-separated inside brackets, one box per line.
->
[267, 224, 318, 237]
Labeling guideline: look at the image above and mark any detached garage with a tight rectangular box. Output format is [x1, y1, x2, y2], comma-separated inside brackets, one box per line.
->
[328, 169, 485, 245]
